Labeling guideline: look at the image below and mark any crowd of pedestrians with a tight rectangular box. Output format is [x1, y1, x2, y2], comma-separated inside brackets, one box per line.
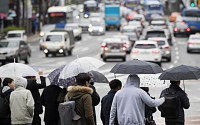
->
[0, 71, 190, 125]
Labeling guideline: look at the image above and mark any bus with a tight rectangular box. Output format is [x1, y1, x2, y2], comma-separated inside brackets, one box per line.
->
[144, 1, 164, 21]
[182, 8, 200, 33]
[124, 0, 140, 10]
[83, 0, 99, 18]
[48, 6, 73, 28]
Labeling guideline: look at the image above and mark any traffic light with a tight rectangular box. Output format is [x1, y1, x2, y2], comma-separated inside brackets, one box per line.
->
[190, 0, 195, 7]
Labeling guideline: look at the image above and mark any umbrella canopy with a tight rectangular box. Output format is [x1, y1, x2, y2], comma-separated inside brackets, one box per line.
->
[159, 65, 200, 81]
[59, 57, 105, 79]
[0, 63, 38, 78]
[110, 59, 163, 75]
[0, 13, 6, 18]
[89, 70, 109, 83]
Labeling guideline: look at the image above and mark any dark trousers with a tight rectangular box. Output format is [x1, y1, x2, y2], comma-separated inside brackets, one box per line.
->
[32, 113, 41, 125]
[166, 121, 184, 125]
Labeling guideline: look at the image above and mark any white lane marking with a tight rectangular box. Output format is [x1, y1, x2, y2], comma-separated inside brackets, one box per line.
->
[174, 60, 178, 64]
[80, 47, 89, 52]
[169, 65, 174, 69]
[176, 56, 180, 59]
[175, 47, 178, 51]
[176, 51, 179, 55]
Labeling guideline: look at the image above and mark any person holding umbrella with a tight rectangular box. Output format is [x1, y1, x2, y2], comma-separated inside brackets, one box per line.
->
[67, 73, 95, 125]
[159, 81, 190, 125]
[109, 75, 165, 125]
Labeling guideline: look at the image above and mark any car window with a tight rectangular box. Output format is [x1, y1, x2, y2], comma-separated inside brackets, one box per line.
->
[0, 41, 19, 48]
[7, 33, 21, 38]
[106, 43, 123, 49]
[20, 41, 27, 46]
[176, 24, 188, 28]
[46, 35, 62, 42]
[156, 40, 165, 46]
[135, 44, 156, 49]
[146, 31, 166, 38]
[190, 36, 200, 40]
[150, 20, 166, 25]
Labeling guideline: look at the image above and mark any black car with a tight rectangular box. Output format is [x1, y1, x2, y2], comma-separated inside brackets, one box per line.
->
[174, 23, 190, 37]
[0, 40, 31, 65]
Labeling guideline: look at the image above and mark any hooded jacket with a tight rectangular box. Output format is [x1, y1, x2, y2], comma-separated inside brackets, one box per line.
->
[109, 75, 165, 125]
[9, 77, 34, 124]
[67, 85, 95, 125]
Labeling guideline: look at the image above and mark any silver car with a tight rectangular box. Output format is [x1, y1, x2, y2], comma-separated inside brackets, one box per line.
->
[187, 34, 200, 53]
[101, 38, 126, 62]
[148, 37, 171, 62]
[113, 35, 132, 53]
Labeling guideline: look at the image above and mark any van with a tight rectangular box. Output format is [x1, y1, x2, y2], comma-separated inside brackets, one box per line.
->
[6, 30, 27, 41]
[42, 31, 74, 57]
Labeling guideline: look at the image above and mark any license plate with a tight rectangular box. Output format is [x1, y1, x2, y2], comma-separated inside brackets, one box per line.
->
[180, 29, 184, 32]
[190, 25, 195, 29]
[0, 55, 6, 60]
[111, 49, 120, 52]
[110, 26, 114, 29]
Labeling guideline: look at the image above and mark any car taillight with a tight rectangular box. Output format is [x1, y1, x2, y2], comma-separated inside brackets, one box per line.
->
[101, 45, 105, 48]
[104, 47, 108, 52]
[125, 41, 130, 45]
[163, 46, 169, 49]
[186, 28, 190, 32]
[152, 50, 159, 53]
[122, 47, 126, 52]
[174, 28, 179, 31]
[141, 22, 143, 25]
[127, 15, 132, 19]
[188, 42, 195, 44]
[131, 50, 139, 53]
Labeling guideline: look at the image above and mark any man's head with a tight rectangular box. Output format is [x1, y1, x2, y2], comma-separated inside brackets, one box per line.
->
[75, 73, 91, 87]
[3, 78, 14, 89]
[170, 80, 180, 86]
[109, 79, 122, 91]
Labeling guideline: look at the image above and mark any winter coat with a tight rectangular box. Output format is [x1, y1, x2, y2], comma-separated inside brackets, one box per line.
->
[26, 76, 46, 115]
[0, 86, 13, 124]
[109, 75, 165, 125]
[89, 84, 100, 125]
[10, 77, 34, 124]
[67, 85, 95, 125]
[101, 89, 118, 125]
[160, 84, 190, 123]
[41, 85, 62, 124]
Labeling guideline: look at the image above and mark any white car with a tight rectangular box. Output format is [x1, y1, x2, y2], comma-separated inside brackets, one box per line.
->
[187, 34, 200, 53]
[88, 22, 105, 35]
[130, 40, 162, 66]
[148, 37, 171, 62]
[6, 30, 27, 41]
[65, 23, 82, 40]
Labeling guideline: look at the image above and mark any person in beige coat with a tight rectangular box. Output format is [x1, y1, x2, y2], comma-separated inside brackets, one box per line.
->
[9, 77, 34, 125]
[67, 73, 95, 125]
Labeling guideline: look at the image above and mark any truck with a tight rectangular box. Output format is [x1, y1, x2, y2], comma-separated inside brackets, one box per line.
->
[104, 5, 121, 31]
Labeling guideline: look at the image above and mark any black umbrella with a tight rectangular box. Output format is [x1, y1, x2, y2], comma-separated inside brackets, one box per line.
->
[90, 70, 109, 83]
[110, 59, 163, 75]
[159, 65, 200, 81]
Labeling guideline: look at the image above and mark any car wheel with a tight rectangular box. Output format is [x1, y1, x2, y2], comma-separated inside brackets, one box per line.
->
[103, 57, 107, 62]
[187, 49, 191, 53]
[68, 50, 72, 56]
[16, 55, 21, 63]
[45, 53, 49, 57]
[25, 55, 30, 64]
[1, 61, 5, 65]
[167, 57, 171, 62]
[79, 36, 82, 40]
[122, 57, 126, 62]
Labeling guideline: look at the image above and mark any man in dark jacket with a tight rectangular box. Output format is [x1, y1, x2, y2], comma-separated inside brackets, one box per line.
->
[160, 81, 190, 125]
[101, 79, 122, 125]
[89, 82, 100, 125]
[41, 84, 62, 125]
[24, 71, 46, 125]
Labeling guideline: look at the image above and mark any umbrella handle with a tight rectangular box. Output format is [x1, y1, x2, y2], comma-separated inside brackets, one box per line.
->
[183, 80, 185, 92]
[114, 74, 116, 79]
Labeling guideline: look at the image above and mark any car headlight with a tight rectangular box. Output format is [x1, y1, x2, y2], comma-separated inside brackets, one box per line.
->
[84, 14, 89, 18]
[88, 28, 93, 32]
[76, 15, 80, 19]
[79, 9, 83, 13]
[99, 28, 103, 32]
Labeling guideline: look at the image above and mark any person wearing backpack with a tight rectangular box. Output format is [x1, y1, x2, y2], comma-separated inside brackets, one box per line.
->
[0, 78, 14, 125]
[67, 73, 95, 125]
[159, 81, 190, 125]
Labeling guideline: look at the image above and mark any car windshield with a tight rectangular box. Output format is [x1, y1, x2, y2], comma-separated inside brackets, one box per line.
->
[46, 35, 62, 42]
[155, 40, 165, 46]
[190, 37, 200, 40]
[151, 20, 165, 25]
[105, 16, 118, 20]
[135, 44, 156, 49]
[42, 26, 55, 31]
[146, 31, 165, 38]
[7, 33, 21, 38]
[106, 43, 123, 49]
[176, 24, 188, 28]
[0, 41, 19, 48]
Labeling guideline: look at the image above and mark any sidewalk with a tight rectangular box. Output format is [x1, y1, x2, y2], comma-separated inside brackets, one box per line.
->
[27, 33, 40, 43]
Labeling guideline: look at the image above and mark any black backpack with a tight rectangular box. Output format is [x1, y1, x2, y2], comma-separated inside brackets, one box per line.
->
[158, 88, 179, 119]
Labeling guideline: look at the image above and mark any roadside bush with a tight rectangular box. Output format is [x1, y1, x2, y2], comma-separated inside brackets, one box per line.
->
[2, 26, 24, 35]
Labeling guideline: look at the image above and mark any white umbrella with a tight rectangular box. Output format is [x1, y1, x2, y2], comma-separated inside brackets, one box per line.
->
[138, 73, 168, 87]
[59, 57, 105, 79]
[0, 63, 38, 78]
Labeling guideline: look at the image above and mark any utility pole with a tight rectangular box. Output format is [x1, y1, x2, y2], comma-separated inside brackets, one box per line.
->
[38, 0, 42, 32]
